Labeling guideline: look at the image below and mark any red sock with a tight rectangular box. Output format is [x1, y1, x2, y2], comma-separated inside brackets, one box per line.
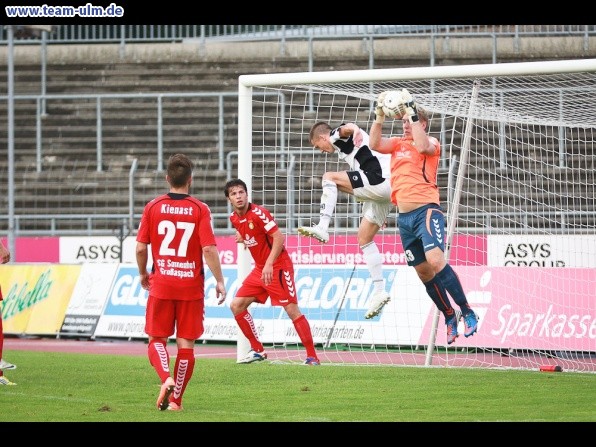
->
[147, 340, 171, 383]
[170, 348, 195, 406]
[235, 310, 264, 352]
[293, 315, 317, 359]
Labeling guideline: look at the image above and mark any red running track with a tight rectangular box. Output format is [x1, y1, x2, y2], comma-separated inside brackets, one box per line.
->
[4, 337, 238, 359]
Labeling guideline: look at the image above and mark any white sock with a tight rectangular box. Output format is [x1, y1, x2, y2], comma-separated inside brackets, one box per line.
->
[318, 179, 337, 231]
[361, 241, 384, 293]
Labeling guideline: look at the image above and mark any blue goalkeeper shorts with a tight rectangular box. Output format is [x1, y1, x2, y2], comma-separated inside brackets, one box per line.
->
[398, 203, 446, 267]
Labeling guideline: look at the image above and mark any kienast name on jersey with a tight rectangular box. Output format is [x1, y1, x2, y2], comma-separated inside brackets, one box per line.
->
[160, 204, 194, 215]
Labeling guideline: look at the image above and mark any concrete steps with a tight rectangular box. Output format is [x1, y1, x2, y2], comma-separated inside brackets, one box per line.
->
[0, 40, 593, 234]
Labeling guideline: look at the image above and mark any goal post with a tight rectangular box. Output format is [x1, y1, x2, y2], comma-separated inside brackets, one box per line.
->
[236, 58, 596, 372]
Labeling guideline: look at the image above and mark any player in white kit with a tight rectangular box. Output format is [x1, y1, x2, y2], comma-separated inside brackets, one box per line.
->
[298, 122, 395, 319]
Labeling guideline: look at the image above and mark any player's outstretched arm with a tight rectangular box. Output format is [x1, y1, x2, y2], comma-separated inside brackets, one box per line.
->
[370, 92, 396, 153]
[341, 123, 363, 147]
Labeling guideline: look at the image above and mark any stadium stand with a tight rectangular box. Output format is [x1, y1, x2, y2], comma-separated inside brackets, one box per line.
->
[0, 32, 595, 235]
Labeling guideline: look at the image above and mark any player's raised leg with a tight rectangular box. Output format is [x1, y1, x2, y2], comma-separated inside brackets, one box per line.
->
[297, 179, 336, 244]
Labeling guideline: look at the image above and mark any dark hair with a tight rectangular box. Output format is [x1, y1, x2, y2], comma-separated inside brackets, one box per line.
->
[167, 153, 193, 188]
[224, 178, 247, 198]
[309, 121, 332, 144]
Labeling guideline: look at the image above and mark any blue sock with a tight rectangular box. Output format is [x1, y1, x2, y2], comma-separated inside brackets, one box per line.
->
[436, 264, 471, 315]
[423, 275, 456, 320]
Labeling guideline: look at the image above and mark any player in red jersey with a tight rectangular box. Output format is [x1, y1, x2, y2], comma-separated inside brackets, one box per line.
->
[0, 239, 17, 386]
[370, 89, 478, 345]
[224, 178, 320, 365]
[136, 154, 226, 411]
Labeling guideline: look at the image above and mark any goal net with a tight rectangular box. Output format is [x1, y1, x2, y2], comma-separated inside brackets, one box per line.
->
[233, 59, 596, 373]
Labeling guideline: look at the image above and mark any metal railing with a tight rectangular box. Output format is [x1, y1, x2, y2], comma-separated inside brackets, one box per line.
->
[0, 91, 237, 172]
[2, 25, 595, 46]
[2, 25, 594, 68]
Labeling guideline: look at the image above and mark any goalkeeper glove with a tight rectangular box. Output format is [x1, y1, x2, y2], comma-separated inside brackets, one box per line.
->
[374, 91, 388, 124]
[399, 88, 419, 123]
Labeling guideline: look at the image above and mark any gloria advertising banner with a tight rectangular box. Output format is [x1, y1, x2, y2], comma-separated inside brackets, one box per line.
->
[93, 264, 150, 339]
[91, 263, 408, 344]
[201, 265, 414, 345]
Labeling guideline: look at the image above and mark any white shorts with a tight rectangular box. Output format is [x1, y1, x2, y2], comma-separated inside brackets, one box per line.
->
[353, 179, 394, 228]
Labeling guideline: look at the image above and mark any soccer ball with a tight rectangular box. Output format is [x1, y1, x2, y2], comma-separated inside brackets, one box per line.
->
[382, 90, 405, 118]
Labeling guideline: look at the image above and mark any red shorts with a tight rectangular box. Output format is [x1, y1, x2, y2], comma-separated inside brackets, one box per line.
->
[237, 266, 298, 306]
[145, 295, 204, 340]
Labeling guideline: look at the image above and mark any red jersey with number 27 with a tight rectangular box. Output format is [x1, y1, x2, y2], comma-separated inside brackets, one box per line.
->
[229, 203, 292, 270]
[137, 193, 217, 301]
